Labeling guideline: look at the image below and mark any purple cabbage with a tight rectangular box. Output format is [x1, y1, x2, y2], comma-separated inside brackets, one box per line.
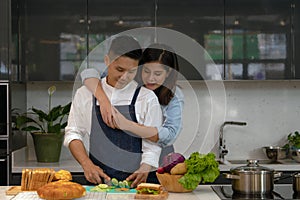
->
[162, 153, 185, 173]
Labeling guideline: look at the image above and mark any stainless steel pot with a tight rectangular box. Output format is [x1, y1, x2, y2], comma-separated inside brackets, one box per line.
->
[224, 160, 282, 194]
[293, 173, 300, 193]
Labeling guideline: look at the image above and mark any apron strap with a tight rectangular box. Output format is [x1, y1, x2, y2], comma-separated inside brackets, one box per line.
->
[130, 86, 141, 106]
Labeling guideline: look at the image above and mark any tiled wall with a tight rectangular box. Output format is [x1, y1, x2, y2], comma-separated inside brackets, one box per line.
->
[25, 80, 300, 162]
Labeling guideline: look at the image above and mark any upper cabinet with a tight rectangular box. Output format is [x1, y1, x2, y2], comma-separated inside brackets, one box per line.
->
[223, 0, 297, 80]
[0, 0, 10, 80]
[11, 0, 300, 81]
[18, 0, 87, 81]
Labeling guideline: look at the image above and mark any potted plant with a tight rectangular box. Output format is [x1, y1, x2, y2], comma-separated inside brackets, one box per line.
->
[16, 86, 71, 162]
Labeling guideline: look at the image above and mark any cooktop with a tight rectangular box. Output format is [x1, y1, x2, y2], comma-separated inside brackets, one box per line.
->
[212, 184, 300, 199]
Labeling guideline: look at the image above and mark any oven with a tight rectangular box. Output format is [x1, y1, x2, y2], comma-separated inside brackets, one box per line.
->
[0, 139, 9, 185]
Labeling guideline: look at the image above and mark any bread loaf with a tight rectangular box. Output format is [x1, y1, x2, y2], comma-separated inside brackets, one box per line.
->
[21, 168, 55, 191]
[37, 180, 86, 200]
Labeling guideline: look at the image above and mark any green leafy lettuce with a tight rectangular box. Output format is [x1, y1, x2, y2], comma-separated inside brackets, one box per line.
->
[137, 188, 159, 195]
[178, 152, 220, 190]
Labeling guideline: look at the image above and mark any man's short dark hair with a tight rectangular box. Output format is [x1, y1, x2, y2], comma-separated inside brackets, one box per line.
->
[108, 35, 142, 60]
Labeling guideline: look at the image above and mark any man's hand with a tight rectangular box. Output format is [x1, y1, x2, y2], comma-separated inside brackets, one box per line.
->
[82, 160, 110, 184]
[126, 163, 152, 188]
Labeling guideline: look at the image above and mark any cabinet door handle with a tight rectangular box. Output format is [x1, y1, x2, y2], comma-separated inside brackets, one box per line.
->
[0, 159, 6, 162]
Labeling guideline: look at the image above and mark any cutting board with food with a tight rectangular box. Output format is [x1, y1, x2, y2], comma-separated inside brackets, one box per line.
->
[7, 168, 168, 200]
[86, 178, 136, 193]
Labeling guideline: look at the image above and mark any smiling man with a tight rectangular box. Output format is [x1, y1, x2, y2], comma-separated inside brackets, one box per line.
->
[64, 35, 163, 187]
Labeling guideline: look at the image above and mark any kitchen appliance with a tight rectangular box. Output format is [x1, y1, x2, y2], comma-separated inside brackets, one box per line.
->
[0, 139, 9, 185]
[0, 82, 9, 185]
[0, 82, 9, 137]
[212, 184, 300, 199]
[223, 159, 282, 194]
[293, 173, 300, 193]
[0, 82, 27, 185]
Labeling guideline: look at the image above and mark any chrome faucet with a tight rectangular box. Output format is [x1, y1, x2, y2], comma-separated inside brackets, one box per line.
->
[219, 121, 247, 162]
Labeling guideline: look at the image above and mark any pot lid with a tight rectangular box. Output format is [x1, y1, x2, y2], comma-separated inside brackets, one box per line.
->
[230, 160, 274, 174]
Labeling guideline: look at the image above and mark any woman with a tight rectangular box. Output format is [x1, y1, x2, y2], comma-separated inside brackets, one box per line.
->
[81, 43, 184, 181]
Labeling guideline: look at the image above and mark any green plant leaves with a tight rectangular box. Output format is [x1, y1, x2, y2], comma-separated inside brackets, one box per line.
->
[62, 102, 71, 115]
[48, 123, 62, 133]
[287, 131, 300, 149]
[15, 86, 71, 135]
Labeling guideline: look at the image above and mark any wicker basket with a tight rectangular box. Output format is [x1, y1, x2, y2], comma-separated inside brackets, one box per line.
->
[156, 173, 193, 193]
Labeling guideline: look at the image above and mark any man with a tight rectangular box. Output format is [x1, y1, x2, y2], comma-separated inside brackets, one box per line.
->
[64, 35, 163, 187]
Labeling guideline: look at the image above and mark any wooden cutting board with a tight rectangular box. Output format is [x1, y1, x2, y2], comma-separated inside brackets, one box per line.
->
[5, 186, 22, 195]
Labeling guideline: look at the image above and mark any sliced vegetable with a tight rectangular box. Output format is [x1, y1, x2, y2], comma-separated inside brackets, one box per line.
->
[115, 188, 129, 192]
[118, 181, 125, 188]
[90, 184, 114, 192]
[111, 178, 119, 186]
[90, 178, 132, 192]
[122, 180, 129, 188]
[137, 188, 159, 195]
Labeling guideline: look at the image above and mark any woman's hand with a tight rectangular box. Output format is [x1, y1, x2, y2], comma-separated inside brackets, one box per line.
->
[126, 163, 152, 188]
[99, 97, 116, 129]
[111, 107, 131, 130]
[88, 79, 115, 129]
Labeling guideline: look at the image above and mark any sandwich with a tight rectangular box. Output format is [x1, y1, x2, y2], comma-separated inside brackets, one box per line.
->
[135, 183, 168, 200]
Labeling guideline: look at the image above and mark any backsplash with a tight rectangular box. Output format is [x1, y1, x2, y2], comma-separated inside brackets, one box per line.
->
[24, 80, 300, 162]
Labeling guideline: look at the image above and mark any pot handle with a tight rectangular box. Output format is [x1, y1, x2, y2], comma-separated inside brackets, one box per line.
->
[274, 171, 282, 179]
[223, 173, 240, 180]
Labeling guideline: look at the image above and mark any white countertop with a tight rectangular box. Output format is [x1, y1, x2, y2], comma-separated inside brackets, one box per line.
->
[0, 185, 220, 200]
[12, 159, 82, 173]
[12, 147, 82, 173]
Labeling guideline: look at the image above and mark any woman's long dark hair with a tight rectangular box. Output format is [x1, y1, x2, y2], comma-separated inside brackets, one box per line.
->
[136, 43, 179, 105]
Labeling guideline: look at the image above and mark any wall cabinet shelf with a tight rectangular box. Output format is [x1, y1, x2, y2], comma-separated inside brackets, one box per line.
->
[9, 0, 300, 81]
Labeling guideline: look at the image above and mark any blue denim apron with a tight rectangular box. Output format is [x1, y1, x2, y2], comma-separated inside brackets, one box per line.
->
[89, 86, 174, 182]
[89, 87, 142, 181]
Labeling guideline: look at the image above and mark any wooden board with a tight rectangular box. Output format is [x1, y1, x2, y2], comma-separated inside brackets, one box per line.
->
[5, 186, 22, 195]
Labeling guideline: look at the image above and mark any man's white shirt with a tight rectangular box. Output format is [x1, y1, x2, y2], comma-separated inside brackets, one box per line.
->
[64, 78, 163, 168]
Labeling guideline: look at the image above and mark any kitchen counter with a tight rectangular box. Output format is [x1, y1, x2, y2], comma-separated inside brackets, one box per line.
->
[0, 185, 221, 200]
[12, 160, 300, 173]
[12, 148, 300, 173]
[12, 147, 82, 173]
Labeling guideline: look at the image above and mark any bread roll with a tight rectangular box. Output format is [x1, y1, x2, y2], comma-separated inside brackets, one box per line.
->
[37, 180, 86, 200]
[53, 169, 72, 181]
